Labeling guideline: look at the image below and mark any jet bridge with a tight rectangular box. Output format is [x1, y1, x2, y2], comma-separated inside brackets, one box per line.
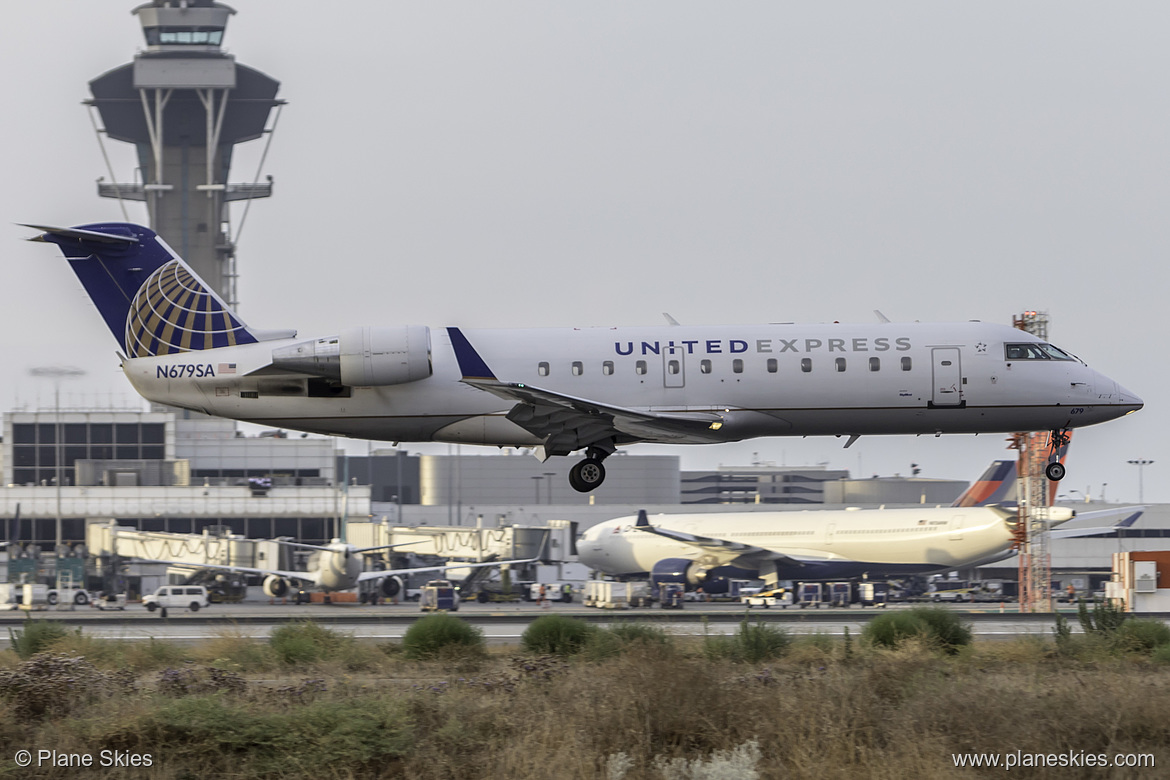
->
[86, 521, 293, 574]
[346, 519, 577, 564]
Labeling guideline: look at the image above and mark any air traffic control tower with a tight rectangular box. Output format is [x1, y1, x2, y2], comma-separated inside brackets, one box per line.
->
[87, 1, 283, 306]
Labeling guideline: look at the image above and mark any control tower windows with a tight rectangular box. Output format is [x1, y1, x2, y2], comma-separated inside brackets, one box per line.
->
[143, 27, 225, 46]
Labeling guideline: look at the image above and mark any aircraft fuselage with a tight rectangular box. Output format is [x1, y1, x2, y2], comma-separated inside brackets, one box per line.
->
[122, 320, 1139, 445]
[577, 505, 1073, 582]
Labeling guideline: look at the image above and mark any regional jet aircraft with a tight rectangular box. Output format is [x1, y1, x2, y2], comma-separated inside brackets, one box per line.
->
[576, 460, 1142, 590]
[27, 223, 1142, 492]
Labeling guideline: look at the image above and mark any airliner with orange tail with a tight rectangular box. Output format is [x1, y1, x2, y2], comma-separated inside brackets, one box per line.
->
[577, 460, 1142, 590]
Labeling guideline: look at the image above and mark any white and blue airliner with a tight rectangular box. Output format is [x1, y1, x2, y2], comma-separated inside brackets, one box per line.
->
[27, 222, 1142, 492]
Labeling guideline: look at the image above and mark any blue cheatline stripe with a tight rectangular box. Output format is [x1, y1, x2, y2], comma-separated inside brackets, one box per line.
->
[446, 327, 497, 380]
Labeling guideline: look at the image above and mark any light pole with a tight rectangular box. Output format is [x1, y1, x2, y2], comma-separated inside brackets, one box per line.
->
[531, 476, 542, 504]
[543, 472, 556, 505]
[1127, 459, 1154, 504]
[29, 366, 86, 554]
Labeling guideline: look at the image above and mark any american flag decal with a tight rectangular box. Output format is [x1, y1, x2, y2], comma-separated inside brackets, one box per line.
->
[218, 363, 237, 374]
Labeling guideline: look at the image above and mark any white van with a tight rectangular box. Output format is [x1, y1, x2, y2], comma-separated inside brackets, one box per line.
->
[143, 585, 210, 612]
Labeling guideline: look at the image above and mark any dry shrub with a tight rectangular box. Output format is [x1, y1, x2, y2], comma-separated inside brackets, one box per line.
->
[782, 633, 836, 667]
[968, 635, 1051, 665]
[188, 624, 274, 671]
[5, 634, 1170, 780]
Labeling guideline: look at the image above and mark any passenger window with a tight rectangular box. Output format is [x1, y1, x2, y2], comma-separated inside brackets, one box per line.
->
[732, 359, 743, 374]
[635, 360, 647, 375]
[572, 361, 583, 376]
[869, 357, 880, 372]
[901, 357, 912, 371]
[667, 360, 680, 375]
[538, 362, 549, 377]
[602, 361, 614, 376]
[835, 358, 846, 372]
[767, 358, 778, 373]
[700, 359, 712, 374]
[801, 358, 812, 373]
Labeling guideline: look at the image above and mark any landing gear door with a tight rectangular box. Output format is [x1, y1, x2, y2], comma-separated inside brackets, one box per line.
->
[663, 345, 685, 388]
[931, 347, 963, 407]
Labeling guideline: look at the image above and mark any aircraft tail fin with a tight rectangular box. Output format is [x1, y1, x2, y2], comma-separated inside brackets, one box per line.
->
[25, 222, 260, 357]
[952, 460, 1018, 507]
[952, 434, 1073, 508]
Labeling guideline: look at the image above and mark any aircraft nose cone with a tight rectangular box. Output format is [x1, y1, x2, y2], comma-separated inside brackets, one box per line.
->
[1116, 382, 1144, 411]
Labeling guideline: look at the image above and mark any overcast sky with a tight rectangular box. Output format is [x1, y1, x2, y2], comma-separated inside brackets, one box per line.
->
[2, 1, 1165, 502]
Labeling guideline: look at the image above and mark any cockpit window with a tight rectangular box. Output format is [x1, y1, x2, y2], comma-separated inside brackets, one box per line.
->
[1004, 342, 1076, 361]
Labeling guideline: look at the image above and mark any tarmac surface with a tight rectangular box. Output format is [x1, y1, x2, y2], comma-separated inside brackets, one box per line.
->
[3, 596, 1150, 645]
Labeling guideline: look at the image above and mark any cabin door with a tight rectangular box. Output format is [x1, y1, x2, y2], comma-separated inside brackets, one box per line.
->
[949, 514, 965, 541]
[931, 348, 963, 406]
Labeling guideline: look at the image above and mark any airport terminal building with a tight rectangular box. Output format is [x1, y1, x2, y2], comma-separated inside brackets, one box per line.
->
[3, 407, 1168, 593]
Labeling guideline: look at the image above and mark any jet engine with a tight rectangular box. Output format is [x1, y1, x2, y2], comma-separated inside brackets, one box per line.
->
[262, 575, 291, 598]
[650, 558, 712, 587]
[378, 575, 404, 599]
[270, 326, 432, 386]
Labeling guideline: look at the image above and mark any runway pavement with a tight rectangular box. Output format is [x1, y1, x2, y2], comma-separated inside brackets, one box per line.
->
[2, 598, 1144, 645]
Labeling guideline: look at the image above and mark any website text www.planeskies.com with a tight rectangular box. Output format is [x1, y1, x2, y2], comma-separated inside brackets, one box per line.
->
[953, 750, 1154, 771]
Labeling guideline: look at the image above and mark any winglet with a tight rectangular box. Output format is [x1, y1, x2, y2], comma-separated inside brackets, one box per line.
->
[447, 327, 497, 381]
[636, 509, 649, 527]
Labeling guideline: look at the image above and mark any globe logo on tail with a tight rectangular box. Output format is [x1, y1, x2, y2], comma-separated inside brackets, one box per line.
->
[125, 260, 252, 357]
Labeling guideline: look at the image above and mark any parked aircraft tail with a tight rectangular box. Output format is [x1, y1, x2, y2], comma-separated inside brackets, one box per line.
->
[952, 460, 1018, 507]
[952, 435, 1073, 508]
[24, 222, 262, 357]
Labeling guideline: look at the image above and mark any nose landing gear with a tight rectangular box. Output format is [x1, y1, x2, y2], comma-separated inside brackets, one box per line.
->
[1044, 428, 1072, 482]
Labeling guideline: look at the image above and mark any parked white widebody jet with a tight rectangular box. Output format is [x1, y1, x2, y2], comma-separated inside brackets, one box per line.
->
[29, 223, 1141, 492]
[146, 538, 537, 601]
[577, 461, 1143, 589]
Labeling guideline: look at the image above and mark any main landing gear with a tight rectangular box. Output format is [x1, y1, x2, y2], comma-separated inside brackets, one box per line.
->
[1044, 428, 1071, 482]
[569, 447, 610, 492]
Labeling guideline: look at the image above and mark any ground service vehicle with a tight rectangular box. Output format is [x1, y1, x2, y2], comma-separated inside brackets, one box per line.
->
[857, 582, 890, 607]
[143, 585, 210, 612]
[742, 587, 794, 608]
[419, 580, 460, 612]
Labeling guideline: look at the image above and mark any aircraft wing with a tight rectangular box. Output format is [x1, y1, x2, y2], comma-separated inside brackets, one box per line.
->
[355, 555, 543, 583]
[1050, 507, 1143, 539]
[632, 510, 829, 569]
[448, 328, 725, 455]
[134, 559, 317, 585]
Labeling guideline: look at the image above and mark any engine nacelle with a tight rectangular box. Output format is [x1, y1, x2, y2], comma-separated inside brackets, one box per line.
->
[650, 557, 711, 587]
[262, 575, 290, 598]
[270, 326, 432, 387]
[340, 326, 432, 386]
[379, 575, 404, 599]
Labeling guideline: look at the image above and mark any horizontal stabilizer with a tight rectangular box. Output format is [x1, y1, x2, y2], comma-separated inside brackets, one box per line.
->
[21, 223, 139, 245]
[1051, 507, 1143, 539]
